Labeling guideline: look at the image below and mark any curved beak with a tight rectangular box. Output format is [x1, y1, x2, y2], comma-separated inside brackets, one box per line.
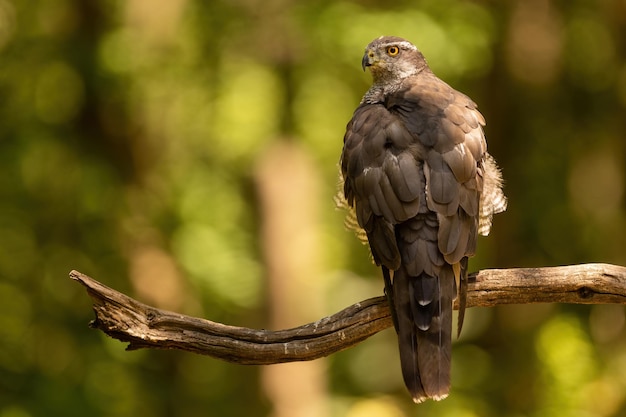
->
[362, 50, 373, 71]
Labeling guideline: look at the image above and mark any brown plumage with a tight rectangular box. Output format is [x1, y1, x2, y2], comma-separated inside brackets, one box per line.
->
[340, 36, 506, 403]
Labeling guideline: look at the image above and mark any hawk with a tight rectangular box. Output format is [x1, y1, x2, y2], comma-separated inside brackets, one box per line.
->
[340, 36, 506, 403]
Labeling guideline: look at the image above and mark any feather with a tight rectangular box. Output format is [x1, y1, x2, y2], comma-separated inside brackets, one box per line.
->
[351, 105, 377, 133]
[363, 128, 388, 161]
[424, 164, 460, 216]
[443, 103, 467, 126]
[417, 123, 438, 147]
[442, 145, 477, 183]
[463, 127, 486, 161]
[465, 224, 478, 256]
[456, 257, 469, 337]
[397, 153, 424, 198]
[444, 218, 470, 264]
[478, 153, 507, 236]
[401, 241, 420, 276]
[425, 157, 458, 205]
[380, 172, 412, 221]
[459, 187, 479, 217]
[427, 239, 445, 267]
[383, 154, 418, 202]
[416, 240, 434, 277]
[386, 118, 414, 148]
[368, 220, 400, 269]
[437, 216, 457, 256]
[440, 117, 466, 146]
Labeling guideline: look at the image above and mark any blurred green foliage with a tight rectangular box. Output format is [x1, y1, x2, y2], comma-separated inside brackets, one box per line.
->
[1, 0, 625, 416]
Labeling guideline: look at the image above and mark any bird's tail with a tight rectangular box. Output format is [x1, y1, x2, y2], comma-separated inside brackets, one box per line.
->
[392, 264, 455, 403]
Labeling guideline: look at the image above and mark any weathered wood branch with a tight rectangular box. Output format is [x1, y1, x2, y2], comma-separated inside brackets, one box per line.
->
[70, 263, 626, 365]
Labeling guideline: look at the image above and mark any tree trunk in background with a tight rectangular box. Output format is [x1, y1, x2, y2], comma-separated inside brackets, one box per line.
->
[256, 141, 329, 417]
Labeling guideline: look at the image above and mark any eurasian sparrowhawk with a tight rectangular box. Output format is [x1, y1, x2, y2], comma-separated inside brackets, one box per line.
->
[340, 36, 506, 403]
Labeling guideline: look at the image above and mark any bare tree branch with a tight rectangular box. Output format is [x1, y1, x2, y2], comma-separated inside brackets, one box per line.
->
[70, 263, 626, 365]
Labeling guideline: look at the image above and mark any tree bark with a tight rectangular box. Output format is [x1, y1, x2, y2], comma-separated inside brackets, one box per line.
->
[70, 263, 626, 365]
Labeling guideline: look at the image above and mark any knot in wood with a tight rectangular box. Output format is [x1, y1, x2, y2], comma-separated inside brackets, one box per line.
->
[577, 286, 594, 299]
[146, 310, 158, 322]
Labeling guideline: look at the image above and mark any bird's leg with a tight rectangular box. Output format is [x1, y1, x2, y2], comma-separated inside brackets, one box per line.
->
[382, 266, 400, 333]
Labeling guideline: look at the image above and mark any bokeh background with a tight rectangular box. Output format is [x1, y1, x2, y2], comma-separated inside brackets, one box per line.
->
[1, 0, 626, 416]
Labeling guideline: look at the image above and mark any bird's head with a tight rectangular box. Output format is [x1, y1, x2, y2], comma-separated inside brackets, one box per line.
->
[362, 36, 428, 84]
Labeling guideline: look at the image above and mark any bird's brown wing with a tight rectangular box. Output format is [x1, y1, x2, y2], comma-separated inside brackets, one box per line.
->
[342, 103, 424, 270]
[341, 71, 488, 402]
[389, 72, 487, 264]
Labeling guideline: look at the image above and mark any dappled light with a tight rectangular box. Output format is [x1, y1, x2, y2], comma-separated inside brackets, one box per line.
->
[535, 315, 598, 413]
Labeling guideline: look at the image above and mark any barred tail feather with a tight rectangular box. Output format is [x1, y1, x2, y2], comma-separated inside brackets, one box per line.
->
[393, 265, 454, 403]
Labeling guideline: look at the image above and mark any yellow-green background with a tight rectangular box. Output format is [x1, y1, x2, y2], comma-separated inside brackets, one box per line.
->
[1, 0, 626, 416]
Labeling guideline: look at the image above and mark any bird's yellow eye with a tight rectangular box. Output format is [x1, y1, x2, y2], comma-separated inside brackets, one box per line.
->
[386, 46, 399, 56]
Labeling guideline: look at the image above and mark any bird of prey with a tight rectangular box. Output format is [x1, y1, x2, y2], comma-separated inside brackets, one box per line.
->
[339, 36, 506, 403]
